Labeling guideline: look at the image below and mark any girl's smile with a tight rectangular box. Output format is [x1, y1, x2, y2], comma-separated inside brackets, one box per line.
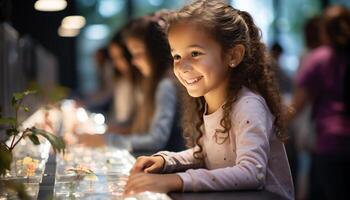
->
[180, 75, 204, 85]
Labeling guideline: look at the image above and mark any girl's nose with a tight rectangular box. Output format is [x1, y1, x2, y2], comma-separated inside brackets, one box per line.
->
[178, 59, 192, 73]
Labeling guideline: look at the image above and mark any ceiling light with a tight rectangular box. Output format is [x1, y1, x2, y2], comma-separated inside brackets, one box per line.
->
[58, 26, 80, 37]
[34, 0, 67, 12]
[61, 16, 86, 29]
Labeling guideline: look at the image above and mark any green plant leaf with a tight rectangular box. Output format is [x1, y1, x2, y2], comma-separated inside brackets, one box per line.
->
[28, 134, 40, 145]
[23, 106, 30, 112]
[29, 127, 66, 154]
[0, 145, 12, 176]
[0, 117, 16, 126]
[12, 90, 37, 106]
[13, 92, 24, 101]
[11, 96, 17, 107]
[6, 128, 19, 137]
[23, 90, 37, 96]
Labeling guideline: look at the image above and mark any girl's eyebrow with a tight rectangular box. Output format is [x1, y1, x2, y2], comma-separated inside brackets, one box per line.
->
[171, 44, 205, 52]
[188, 44, 205, 49]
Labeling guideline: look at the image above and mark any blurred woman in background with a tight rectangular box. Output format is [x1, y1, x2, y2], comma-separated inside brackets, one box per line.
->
[107, 31, 141, 134]
[107, 15, 184, 153]
[289, 5, 350, 200]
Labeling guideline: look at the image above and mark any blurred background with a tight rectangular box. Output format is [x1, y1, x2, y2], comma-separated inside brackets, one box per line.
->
[2, 0, 349, 102]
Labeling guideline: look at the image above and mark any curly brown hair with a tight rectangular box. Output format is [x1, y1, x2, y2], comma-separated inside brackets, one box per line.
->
[168, 0, 288, 159]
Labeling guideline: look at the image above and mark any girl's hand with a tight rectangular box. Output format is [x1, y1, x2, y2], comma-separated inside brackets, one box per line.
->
[124, 173, 183, 195]
[130, 156, 165, 175]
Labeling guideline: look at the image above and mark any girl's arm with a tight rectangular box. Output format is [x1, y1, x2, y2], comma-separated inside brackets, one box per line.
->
[153, 148, 204, 173]
[128, 79, 177, 151]
[176, 97, 272, 192]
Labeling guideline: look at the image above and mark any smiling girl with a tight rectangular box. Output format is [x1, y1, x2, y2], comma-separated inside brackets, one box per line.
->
[124, 1, 294, 199]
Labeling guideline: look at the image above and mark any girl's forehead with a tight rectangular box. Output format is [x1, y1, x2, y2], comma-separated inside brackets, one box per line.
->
[168, 23, 228, 57]
[168, 23, 218, 47]
[169, 23, 213, 40]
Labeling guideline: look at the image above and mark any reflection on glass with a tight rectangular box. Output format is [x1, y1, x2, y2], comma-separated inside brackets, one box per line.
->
[54, 146, 170, 199]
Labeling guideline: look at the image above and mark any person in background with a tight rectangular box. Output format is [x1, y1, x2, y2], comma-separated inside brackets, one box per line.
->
[289, 5, 350, 200]
[124, 1, 294, 199]
[107, 31, 141, 134]
[106, 15, 184, 153]
[303, 16, 325, 52]
[292, 15, 325, 200]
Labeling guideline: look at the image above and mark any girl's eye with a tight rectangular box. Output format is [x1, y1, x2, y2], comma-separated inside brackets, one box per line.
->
[191, 51, 202, 57]
[173, 54, 181, 61]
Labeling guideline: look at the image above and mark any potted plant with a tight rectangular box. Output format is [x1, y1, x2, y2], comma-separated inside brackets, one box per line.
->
[0, 90, 66, 199]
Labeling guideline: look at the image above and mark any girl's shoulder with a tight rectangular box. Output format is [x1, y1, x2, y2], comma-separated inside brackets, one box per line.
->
[237, 86, 267, 104]
[232, 87, 271, 118]
[230, 87, 275, 133]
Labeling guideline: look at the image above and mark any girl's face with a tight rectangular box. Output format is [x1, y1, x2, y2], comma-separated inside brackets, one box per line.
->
[126, 37, 152, 77]
[108, 44, 129, 75]
[169, 23, 230, 103]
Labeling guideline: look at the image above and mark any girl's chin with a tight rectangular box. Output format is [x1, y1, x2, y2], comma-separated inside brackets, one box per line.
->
[186, 89, 204, 98]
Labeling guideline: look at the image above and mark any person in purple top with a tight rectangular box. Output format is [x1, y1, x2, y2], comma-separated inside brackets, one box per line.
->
[289, 5, 350, 200]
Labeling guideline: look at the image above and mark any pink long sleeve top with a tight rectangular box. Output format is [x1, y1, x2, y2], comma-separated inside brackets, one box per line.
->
[155, 87, 294, 200]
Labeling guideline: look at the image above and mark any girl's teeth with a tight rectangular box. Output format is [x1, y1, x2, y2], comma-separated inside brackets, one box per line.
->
[185, 76, 202, 84]
[187, 79, 196, 84]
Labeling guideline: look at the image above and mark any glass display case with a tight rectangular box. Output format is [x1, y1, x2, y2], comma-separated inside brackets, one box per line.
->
[54, 146, 170, 200]
[1, 100, 171, 200]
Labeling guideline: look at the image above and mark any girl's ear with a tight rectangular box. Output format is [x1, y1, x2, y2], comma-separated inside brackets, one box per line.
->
[227, 44, 245, 68]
